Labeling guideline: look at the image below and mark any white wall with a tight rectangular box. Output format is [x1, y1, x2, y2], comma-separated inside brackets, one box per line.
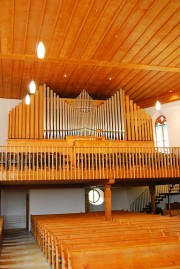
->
[145, 100, 180, 146]
[89, 186, 149, 212]
[29, 188, 85, 215]
[90, 187, 129, 212]
[0, 98, 21, 145]
[0, 98, 23, 228]
[1, 190, 26, 229]
[127, 186, 148, 209]
[112, 187, 128, 210]
[1, 188, 85, 230]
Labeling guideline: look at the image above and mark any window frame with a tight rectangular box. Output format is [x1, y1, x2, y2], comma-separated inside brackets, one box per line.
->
[155, 115, 169, 148]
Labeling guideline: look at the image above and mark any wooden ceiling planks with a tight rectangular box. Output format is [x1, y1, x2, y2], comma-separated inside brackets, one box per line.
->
[70, 0, 113, 59]
[135, 73, 180, 102]
[0, 0, 179, 107]
[0, 0, 14, 54]
[119, 0, 180, 64]
[138, 88, 180, 108]
[11, 60, 23, 98]
[81, 0, 130, 60]
[129, 71, 165, 100]
[132, 13, 180, 65]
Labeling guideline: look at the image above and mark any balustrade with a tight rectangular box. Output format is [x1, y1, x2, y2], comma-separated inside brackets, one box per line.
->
[0, 145, 179, 182]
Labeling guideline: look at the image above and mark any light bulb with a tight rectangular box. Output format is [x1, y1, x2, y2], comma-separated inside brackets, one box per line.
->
[29, 80, 36, 94]
[25, 94, 31, 105]
[37, 41, 45, 59]
[156, 100, 161, 111]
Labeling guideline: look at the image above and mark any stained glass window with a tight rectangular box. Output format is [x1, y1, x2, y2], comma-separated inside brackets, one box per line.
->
[155, 115, 169, 147]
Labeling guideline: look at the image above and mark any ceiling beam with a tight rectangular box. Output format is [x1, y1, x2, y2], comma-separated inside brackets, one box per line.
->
[0, 53, 179, 73]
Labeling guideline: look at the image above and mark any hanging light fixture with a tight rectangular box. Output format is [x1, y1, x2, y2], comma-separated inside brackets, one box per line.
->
[37, 41, 45, 59]
[156, 100, 161, 111]
[25, 94, 31, 105]
[29, 80, 36, 94]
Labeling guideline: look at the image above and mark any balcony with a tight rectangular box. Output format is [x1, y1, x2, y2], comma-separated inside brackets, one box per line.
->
[0, 144, 179, 184]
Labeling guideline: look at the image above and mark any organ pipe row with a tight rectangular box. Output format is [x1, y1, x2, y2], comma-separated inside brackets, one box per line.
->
[8, 85, 153, 141]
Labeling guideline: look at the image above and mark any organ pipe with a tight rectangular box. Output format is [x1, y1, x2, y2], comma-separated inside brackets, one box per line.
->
[8, 85, 153, 141]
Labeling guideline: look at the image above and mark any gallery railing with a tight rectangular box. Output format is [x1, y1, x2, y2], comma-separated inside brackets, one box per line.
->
[0, 146, 179, 181]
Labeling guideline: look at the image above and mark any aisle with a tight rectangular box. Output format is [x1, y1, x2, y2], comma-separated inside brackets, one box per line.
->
[0, 229, 51, 269]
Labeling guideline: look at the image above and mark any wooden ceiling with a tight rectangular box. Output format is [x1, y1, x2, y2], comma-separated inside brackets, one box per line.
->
[0, 0, 179, 108]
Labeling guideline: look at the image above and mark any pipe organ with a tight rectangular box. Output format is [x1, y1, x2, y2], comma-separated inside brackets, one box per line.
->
[4, 86, 180, 184]
[8, 85, 153, 141]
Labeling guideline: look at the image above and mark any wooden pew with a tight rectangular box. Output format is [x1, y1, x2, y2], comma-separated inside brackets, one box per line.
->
[67, 242, 180, 269]
[31, 213, 180, 251]
[31, 212, 180, 269]
[60, 233, 180, 269]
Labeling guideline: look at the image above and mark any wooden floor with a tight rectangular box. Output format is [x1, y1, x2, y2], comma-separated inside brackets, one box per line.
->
[0, 229, 51, 269]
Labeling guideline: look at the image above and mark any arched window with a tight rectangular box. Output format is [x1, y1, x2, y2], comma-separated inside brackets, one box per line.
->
[155, 115, 169, 147]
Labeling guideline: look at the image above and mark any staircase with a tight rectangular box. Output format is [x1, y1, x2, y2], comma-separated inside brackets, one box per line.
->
[169, 184, 180, 194]
[130, 184, 180, 213]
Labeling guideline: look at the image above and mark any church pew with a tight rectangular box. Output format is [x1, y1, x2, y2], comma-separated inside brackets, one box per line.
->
[40, 218, 167, 255]
[44, 222, 135, 263]
[35, 219, 120, 249]
[32, 215, 150, 262]
[32, 213, 180, 249]
[31, 211, 180, 253]
[38, 216, 180, 253]
[67, 242, 180, 269]
[32, 212, 178, 231]
[31, 212, 106, 234]
[51, 224, 180, 268]
[48, 228, 173, 268]
[60, 233, 180, 269]
[31, 213, 180, 269]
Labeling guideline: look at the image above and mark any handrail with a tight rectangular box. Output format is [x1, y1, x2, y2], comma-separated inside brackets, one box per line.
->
[155, 185, 171, 196]
[0, 146, 180, 182]
[130, 188, 150, 213]
[130, 184, 173, 213]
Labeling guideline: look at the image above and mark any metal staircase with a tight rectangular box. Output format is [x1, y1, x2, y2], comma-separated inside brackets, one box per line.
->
[130, 184, 180, 213]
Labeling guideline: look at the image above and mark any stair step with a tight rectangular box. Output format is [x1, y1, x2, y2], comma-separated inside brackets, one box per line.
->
[131, 184, 180, 213]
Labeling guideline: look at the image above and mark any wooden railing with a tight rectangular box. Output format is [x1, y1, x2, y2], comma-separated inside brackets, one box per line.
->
[130, 185, 172, 213]
[0, 146, 180, 182]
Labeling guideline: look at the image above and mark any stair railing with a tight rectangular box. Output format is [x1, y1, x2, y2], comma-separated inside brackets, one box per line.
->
[130, 184, 172, 213]
[130, 187, 150, 213]
[155, 185, 171, 197]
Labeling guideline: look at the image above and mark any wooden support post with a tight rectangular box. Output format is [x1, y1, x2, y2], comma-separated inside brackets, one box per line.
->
[167, 193, 171, 216]
[104, 184, 112, 221]
[26, 193, 29, 230]
[149, 184, 156, 214]
[85, 188, 90, 213]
